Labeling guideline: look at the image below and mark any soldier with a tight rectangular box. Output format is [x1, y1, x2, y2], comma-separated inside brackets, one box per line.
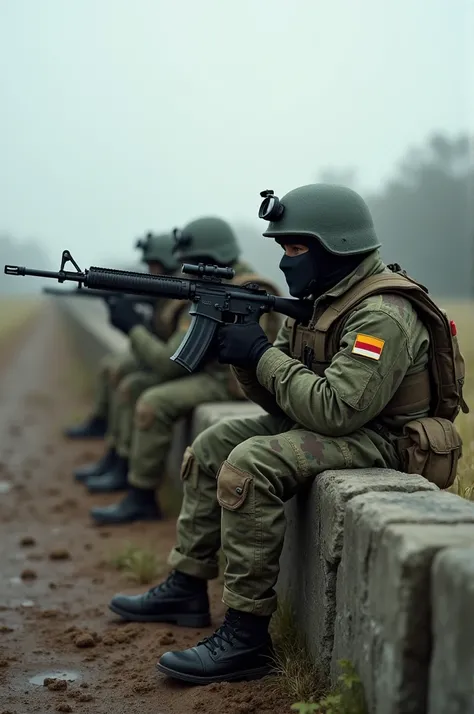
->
[106, 183, 466, 685]
[64, 232, 179, 441]
[84, 217, 281, 524]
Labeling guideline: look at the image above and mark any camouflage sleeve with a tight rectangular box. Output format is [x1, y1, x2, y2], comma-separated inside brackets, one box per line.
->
[255, 300, 415, 436]
[128, 312, 190, 380]
[230, 318, 293, 415]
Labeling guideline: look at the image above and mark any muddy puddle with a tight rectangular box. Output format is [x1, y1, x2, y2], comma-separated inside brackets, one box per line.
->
[29, 669, 81, 685]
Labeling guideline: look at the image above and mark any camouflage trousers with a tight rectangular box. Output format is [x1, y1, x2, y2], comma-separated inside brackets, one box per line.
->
[107, 370, 159, 452]
[168, 413, 400, 616]
[109, 370, 235, 490]
[92, 352, 141, 421]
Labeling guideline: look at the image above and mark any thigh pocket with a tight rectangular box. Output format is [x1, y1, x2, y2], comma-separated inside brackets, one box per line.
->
[217, 461, 252, 510]
[180, 446, 200, 489]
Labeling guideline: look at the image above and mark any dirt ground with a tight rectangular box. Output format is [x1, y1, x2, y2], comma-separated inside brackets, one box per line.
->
[0, 309, 291, 714]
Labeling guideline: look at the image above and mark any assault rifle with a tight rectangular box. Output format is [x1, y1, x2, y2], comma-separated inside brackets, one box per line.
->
[5, 250, 312, 373]
[42, 286, 156, 307]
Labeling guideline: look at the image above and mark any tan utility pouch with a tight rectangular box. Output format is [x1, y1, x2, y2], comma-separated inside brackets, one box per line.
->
[397, 417, 463, 489]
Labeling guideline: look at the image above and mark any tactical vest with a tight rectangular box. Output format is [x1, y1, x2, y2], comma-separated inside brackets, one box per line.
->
[288, 266, 469, 489]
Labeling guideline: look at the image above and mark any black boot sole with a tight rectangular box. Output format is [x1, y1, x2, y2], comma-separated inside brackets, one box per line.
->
[155, 661, 274, 684]
[109, 602, 210, 627]
[75, 469, 105, 483]
[74, 473, 90, 484]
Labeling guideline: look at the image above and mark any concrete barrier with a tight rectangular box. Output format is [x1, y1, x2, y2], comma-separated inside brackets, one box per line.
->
[57, 297, 474, 714]
[429, 546, 474, 714]
[58, 296, 128, 369]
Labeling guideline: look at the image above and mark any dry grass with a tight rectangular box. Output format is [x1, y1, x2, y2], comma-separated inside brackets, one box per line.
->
[0, 297, 40, 341]
[270, 600, 327, 704]
[108, 542, 165, 584]
[443, 302, 474, 500]
[270, 602, 367, 713]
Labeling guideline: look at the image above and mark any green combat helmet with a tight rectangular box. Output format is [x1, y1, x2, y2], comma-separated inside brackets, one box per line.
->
[173, 217, 241, 265]
[259, 184, 381, 255]
[135, 232, 179, 271]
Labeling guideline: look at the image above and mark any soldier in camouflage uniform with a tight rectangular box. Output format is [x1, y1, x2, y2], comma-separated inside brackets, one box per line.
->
[65, 232, 179, 441]
[106, 183, 434, 685]
[86, 217, 281, 525]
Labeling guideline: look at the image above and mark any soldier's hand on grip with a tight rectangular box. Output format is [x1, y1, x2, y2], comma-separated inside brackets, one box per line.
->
[217, 322, 271, 369]
[108, 298, 144, 336]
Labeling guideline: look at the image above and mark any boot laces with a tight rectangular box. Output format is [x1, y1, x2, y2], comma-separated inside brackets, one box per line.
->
[198, 611, 240, 654]
[147, 571, 176, 597]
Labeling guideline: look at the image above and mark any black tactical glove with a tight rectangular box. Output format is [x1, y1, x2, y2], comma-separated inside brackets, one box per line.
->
[107, 298, 144, 335]
[217, 322, 272, 369]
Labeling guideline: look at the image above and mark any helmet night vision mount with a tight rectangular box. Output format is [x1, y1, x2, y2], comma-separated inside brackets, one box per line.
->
[258, 189, 285, 222]
[172, 227, 192, 255]
[135, 232, 152, 251]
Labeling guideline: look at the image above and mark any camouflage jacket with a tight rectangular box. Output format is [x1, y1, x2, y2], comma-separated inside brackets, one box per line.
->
[233, 250, 431, 437]
[128, 260, 282, 384]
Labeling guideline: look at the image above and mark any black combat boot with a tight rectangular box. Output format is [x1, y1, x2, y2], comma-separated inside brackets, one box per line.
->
[63, 415, 107, 440]
[86, 456, 129, 493]
[109, 570, 210, 626]
[157, 607, 274, 684]
[74, 447, 117, 483]
[89, 487, 161, 525]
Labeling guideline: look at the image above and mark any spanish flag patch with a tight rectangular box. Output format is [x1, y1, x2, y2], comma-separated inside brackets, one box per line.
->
[352, 333, 385, 361]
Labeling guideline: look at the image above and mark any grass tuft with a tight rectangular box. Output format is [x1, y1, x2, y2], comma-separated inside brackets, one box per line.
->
[270, 600, 327, 704]
[291, 660, 367, 714]
[108, 542, 164, 584]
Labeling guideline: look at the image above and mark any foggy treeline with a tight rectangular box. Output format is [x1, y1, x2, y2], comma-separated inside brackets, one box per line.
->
[321, 131, 474, 299]
[1, 131, 473, 300]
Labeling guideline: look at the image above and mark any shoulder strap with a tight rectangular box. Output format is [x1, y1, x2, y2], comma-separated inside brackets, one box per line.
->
[316, 274, 420, 333]
[313, 273, 421, 358]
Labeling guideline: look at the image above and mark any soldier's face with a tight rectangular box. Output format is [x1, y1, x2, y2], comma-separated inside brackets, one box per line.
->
[148, 261, 165, 276]
[280, 242, 309, 258]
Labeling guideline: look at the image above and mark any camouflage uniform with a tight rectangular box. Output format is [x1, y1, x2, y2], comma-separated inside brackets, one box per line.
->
[91, 352, 141, 424]
[168, 249, 430, 614]
[107, 184, 434, 685]
[110, 263, 281, 490]
[89, 217, 281, 524]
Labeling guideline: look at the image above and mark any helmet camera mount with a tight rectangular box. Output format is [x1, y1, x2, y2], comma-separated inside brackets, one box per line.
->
[258, 189, 285, 222]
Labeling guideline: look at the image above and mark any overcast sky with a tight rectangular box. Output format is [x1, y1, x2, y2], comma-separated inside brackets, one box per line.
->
[1, 0, 472, 268]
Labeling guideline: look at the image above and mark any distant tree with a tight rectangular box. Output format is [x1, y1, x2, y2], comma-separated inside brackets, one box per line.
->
[366, 132, 474, 298]
[314, 133, 473, 298]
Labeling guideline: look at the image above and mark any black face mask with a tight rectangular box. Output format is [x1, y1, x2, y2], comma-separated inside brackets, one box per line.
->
[279, 252, 316, 298]
[279, 243, 367, 299]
